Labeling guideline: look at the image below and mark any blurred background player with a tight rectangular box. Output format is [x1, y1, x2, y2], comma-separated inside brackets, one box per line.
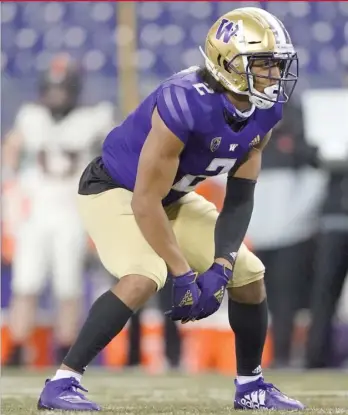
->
[305, 68, 348, 369]
[3, 54, 113, 366]
[247, 100, 325, 368]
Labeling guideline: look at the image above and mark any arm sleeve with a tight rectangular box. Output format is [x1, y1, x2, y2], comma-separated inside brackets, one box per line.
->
[156, 85, 197, 145]
[214, 177, 256, 264]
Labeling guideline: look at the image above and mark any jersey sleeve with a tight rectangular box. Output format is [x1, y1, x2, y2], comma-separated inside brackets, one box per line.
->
[93, 101, 115, 136]
[13, 103, 46, 150]
[14, 103, 33, 134]
[156, 85, 199, 145]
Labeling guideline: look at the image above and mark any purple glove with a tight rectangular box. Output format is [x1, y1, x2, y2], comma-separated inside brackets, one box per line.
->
[165, 270, 201, 322]
[187, 263, 233, 321]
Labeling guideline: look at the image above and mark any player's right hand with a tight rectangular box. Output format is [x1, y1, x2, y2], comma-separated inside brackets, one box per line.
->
[165, 270, 201, 322]
[186, 263, 232, 321]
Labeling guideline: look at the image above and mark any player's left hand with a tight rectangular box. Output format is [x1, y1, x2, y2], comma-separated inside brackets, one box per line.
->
[186, 263, 233, 321]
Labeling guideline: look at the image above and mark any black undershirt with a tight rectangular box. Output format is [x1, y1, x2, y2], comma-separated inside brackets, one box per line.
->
[78, 156, 124, 196]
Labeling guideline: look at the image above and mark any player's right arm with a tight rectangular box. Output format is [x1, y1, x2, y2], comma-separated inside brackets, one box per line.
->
[2, 129, 23, 176]
[2, 104, 33, 177]
[131, 107, 191, 276]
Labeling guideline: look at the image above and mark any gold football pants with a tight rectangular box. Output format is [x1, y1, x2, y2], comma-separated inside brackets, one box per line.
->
[77, 188, 265, 290]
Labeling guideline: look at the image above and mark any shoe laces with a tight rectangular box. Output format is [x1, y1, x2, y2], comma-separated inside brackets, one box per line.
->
[63, 378, 88, 395]
[256, 378, 280, 393]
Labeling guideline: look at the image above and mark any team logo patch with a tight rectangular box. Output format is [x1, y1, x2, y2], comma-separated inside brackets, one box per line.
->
[210, 137, 221, 152]
[216, 19, 239, 44]
[179, 290, 193, 307]
[214, 287, 225, 304]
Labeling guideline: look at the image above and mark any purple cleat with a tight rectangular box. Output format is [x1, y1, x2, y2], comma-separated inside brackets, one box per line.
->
[234, 377, 305, 410]
[38, 377, 100, 411]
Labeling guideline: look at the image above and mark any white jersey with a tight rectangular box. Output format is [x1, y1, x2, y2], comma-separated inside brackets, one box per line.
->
[14, 101, 114, 218]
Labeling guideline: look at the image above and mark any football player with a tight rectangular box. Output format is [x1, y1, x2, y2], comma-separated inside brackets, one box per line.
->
[38, 8, 304, 411]
[3, 54, 113, 366]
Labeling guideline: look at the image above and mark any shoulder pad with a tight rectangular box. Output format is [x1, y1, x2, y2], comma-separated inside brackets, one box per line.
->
[15, 102, 42, 120]
[156, 82, 215, 144]
[14, 103, 46, 131]
[77, 102, 114, 132]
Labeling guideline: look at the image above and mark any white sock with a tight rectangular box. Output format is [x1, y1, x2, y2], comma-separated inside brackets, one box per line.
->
[51, 369, 82, 383]
[237, 374, 262, 385]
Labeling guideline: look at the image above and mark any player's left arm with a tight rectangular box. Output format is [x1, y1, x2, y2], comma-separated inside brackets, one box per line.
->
[214, 130, 272, 270]
[185, 131, 272, 321]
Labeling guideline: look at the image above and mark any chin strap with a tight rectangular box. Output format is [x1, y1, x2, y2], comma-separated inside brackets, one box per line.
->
[249, 95, 275, 110]
[235, 105, 256, 118]
[221, 94, 256, 120]
[249, 85, 281, 110]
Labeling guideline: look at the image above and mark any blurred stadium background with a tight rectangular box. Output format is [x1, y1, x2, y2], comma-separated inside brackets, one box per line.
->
[1, 0, 348, 388]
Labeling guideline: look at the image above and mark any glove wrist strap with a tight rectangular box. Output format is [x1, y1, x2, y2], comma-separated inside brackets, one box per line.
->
[172, 270, 197, 286]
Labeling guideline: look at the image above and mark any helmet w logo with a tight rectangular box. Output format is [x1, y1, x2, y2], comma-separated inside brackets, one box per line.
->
[216, 19, 239, 44]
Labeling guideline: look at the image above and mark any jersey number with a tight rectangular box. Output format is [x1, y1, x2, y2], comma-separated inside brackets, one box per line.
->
[172, 158, 237, 192]
[193, 82, 214, 96]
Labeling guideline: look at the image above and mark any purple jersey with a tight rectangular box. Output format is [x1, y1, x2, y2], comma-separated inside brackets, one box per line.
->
[102, 67, 282, 205]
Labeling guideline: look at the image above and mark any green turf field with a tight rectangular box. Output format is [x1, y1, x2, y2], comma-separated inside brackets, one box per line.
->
[1, 369, 348, 414]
